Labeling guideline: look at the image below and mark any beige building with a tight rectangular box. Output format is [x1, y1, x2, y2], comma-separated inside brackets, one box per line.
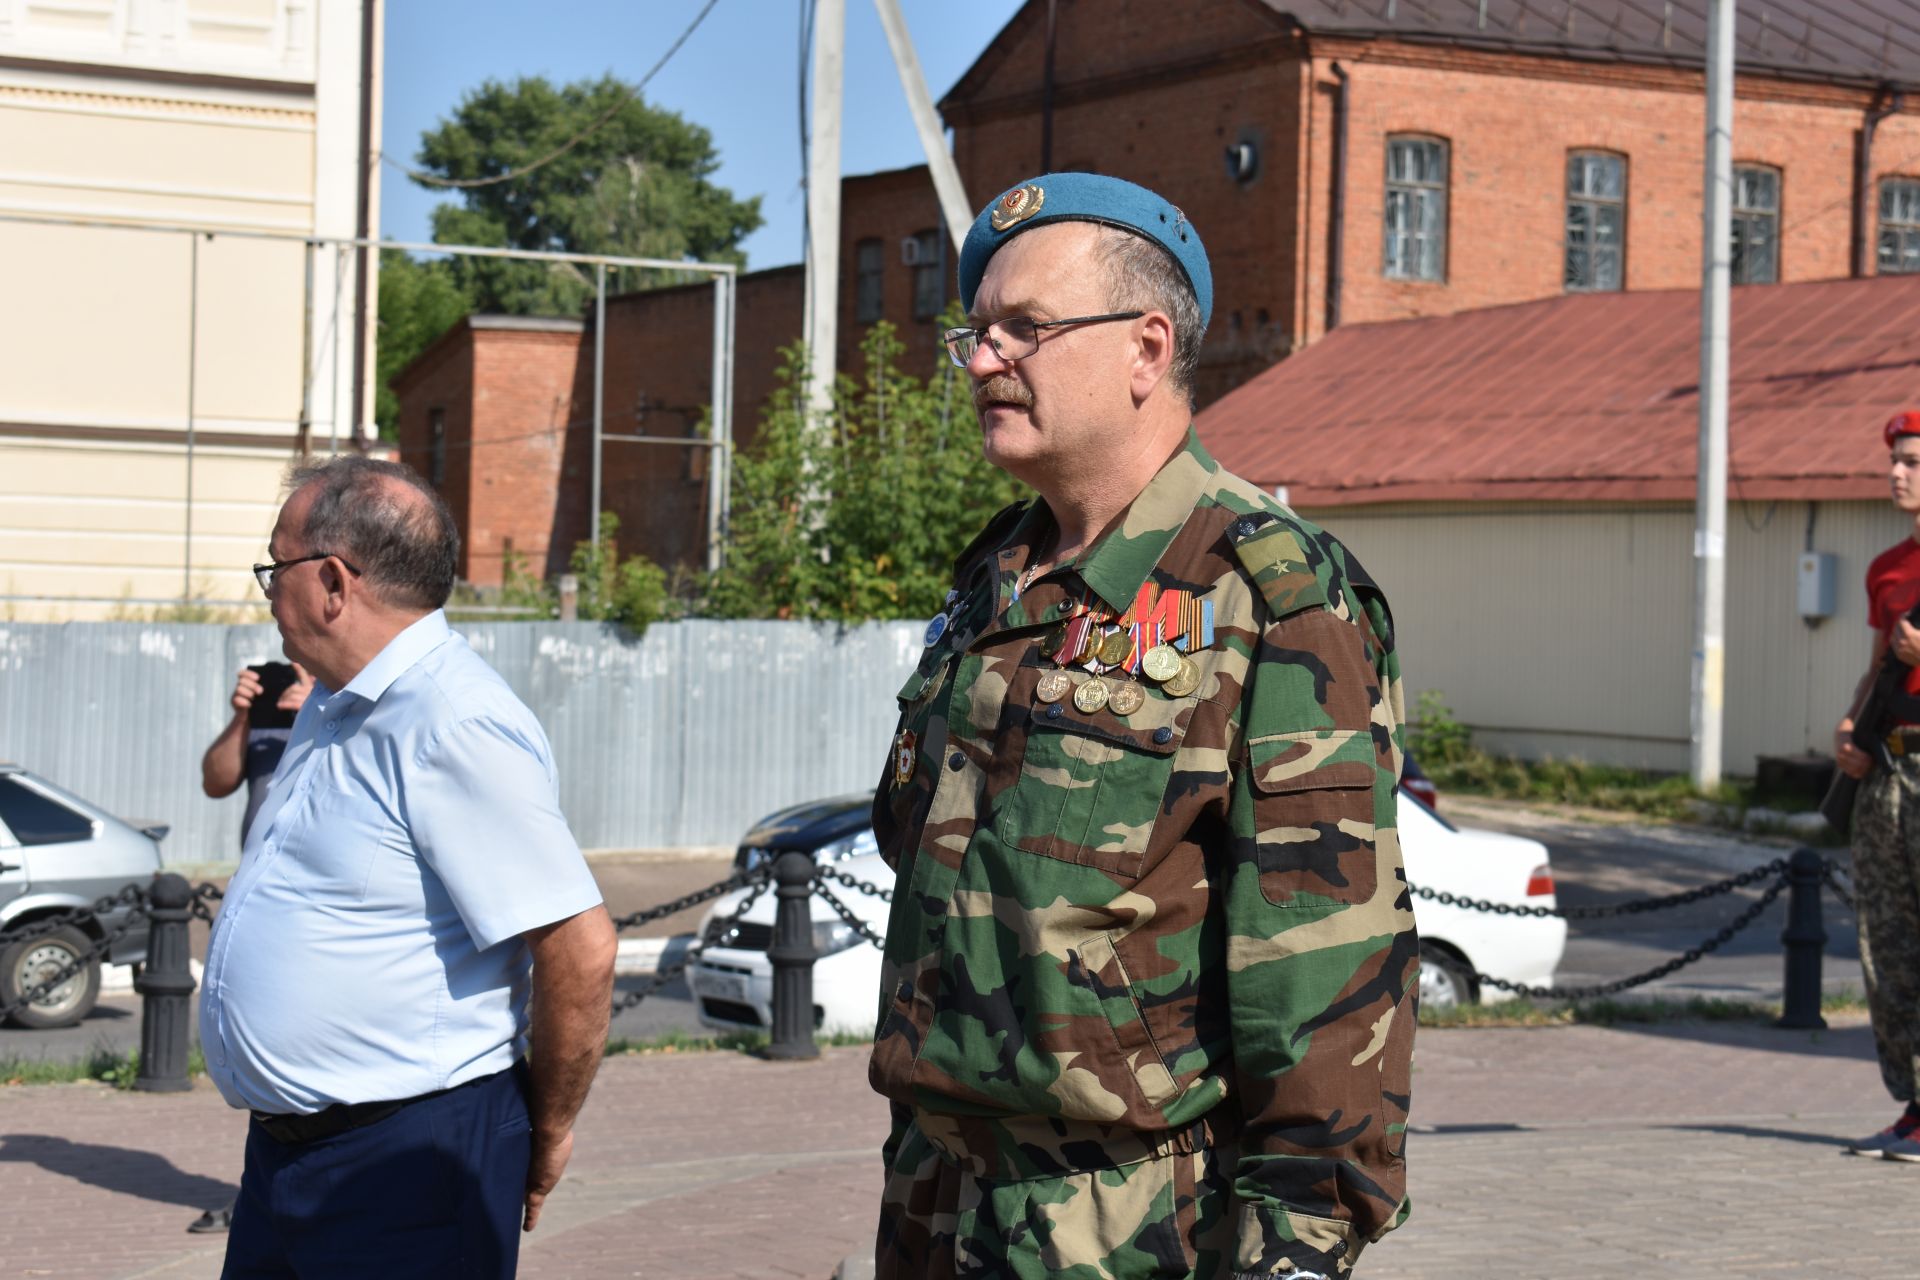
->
[1199, 275, 1920, 775]
[0, 0, 380, 619]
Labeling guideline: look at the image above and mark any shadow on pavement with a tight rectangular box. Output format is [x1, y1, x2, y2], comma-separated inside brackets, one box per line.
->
[0, 1133, 236, 1209]
[1663, 1121, 1860, 1151]
[1574, 1017, 1881, 1061]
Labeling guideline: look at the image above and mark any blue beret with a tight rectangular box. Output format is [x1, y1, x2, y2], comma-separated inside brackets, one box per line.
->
[957, 172, 1212, 332]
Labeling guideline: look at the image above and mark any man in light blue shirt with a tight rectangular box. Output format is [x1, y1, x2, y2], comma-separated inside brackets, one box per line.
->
[202, 456, 616, 1278]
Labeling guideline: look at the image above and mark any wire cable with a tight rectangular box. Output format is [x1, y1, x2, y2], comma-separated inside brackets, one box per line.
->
[380, 0, 723, 191]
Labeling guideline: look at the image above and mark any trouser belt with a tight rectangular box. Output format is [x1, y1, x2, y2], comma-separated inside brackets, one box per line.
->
[1887, 727, 1920, 758]
[250, 1064, 513, 1146]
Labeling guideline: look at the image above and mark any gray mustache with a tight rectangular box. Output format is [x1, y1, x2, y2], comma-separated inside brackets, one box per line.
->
[973, 376, 1034, 412]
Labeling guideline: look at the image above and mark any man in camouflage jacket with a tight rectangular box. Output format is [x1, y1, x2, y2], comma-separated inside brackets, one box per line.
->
[869, 172, 1417, 1279]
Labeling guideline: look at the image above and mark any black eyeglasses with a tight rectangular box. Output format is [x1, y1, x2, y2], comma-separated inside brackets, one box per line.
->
[942, 311, 1145, 368]
[252, 553, 362, 595]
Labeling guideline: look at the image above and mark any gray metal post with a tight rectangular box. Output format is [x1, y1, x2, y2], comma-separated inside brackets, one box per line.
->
[183, 232, 198, 602]
[1777, 848, 1829, 1030]
[707, 273, 729, 573]
[298, 240, 315, 453]
[592, 261, 606, 542]
[1690, 0, 1734, 789]
[134, 874, 198, 1092]
[766, 851, 820, 1060]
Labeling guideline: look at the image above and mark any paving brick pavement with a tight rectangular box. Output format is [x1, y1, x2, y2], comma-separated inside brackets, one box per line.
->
[2, 1020, 1916, 1279]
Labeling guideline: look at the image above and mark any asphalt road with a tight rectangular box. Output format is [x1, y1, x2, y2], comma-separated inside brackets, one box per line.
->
[0, 804, 1868, 1064]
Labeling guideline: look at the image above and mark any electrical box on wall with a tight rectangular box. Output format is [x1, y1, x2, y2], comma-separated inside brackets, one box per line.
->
[1798, 552, 1838, 621]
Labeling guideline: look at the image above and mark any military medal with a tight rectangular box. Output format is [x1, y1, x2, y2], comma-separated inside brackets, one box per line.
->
[1035, 669, 1072, 704]
[1073, 677, 1110, 713]
[893, 730, 917, 785]
[1161, 656, 1201, 698]
[1107, 680, 1145, 717]
[1098, 628, 1131, 667]
[1141, 644, 1183, 683]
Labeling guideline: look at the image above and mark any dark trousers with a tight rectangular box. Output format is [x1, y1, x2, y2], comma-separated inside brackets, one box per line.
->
[222, 1065, 531, 1279]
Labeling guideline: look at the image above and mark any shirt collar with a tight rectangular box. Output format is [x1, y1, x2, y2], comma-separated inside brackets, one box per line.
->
[1013, 428, 1219, 616]
[335, 610, 452, 705]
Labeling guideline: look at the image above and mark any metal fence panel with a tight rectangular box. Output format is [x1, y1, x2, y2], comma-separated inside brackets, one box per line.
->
[0, 620, 923, 866]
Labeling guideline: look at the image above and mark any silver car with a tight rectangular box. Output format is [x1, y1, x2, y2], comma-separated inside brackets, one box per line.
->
[0, 764, 165, 1028]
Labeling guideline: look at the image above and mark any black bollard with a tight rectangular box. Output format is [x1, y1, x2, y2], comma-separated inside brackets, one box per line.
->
[766, 851, 820, 1060]
[134, 873, 198, 1092]
[1777, 847, 1828, 1031]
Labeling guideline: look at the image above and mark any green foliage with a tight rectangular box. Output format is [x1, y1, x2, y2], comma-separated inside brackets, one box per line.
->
[412, 74, 762, 317]
[375, 250, 472, 438]
[571, 513, 669, 633]
[1418, 992, 1870, 1029]
[0, 1043, 205, 1088]
[1408, 689, 1474, 764]
[706, 321, 1026, 622]
[1428, 748, 1738, 820]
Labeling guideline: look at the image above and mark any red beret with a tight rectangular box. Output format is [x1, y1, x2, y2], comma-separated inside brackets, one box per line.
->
[1887, 412, 1920, 449]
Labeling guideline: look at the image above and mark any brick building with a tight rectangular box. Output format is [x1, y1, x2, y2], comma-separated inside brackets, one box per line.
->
[941, 0, 1920, 404]
[397, 0, 1920, 580]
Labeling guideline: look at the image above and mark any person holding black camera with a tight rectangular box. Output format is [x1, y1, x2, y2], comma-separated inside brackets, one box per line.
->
[201, 660, 314, 841]
[187, 659, 312, 1234]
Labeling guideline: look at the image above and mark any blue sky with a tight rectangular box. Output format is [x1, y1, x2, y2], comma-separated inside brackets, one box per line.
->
[380, 0, 1025, 270]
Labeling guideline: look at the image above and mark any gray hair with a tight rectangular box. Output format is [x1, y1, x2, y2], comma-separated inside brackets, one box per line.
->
[285, 456, 458, 611]
[1093, 225, 1205, 400]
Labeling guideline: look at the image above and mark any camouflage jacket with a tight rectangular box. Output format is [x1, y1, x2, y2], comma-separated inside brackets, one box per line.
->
[868, 430, 1417, 1275]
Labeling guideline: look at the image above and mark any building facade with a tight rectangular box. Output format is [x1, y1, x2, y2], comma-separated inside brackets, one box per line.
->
[0, 0, 380, 619]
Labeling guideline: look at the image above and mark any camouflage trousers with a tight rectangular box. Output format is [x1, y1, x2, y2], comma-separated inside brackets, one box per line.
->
[1851, 755, 1920, 1103]
[875, 1115, 1238, 1280]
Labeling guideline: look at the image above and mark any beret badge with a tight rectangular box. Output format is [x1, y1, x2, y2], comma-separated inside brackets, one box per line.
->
[990, 182, 1046, 231]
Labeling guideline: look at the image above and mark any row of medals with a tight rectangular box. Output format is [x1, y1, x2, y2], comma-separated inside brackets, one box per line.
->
[1035, 623, 1201, 717]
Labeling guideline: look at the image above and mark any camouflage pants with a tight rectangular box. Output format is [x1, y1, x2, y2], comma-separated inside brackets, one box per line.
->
[875, 1117, 1237, 1280]
[1851, 755, 1920, 1103]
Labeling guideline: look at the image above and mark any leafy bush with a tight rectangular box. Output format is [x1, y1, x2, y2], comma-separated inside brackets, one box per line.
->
[571, 512, 669, 634]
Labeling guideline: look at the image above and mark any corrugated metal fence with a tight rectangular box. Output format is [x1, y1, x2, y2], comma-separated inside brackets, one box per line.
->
[0, 620, 924, 865]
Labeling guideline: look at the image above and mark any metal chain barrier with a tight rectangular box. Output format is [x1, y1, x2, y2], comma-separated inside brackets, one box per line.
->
[1410, 857, 1787, 920]
[0, 885, 151, 1022]
[1470, 876, 1789, 1001]
[810, 878, 886, 948]
[190, 882, 225, 923]
[1819, 857, 1856, 912]
[609, 869, 772, 1016]
[609, 868, 763, 934]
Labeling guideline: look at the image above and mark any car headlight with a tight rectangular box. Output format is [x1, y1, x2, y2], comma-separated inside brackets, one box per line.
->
[815, 828, 878, 863]
[811, 920, 864, 957]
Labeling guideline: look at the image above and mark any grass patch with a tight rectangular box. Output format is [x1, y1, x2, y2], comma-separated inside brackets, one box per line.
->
[0, 1044, 205, 1089]
[604, 1028, 872, 1057]
[1420, 990, 1869, 1029]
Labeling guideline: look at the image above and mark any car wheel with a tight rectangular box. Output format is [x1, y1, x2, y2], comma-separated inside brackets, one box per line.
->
[1, 925, 102, 1029]
[1417, 949, 1476, 1011]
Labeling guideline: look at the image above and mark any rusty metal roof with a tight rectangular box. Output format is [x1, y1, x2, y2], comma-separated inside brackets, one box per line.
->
[1195, 274, 1920, 505]
[1263, 0, 1920, 88]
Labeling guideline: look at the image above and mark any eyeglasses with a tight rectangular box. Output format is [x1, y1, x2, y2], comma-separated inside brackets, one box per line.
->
[252, 553, 362, 595]
[941, 311, 1145, 368]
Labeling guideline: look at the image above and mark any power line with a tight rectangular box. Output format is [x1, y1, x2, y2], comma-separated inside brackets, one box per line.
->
[380, 0, 722, 191]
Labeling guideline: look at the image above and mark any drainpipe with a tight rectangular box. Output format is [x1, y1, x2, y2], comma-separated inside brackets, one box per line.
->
[1041, 0, 1057, 172]
[1326, 61, 1350, 332]
[1855, 84, 1903, 278]
[350, 0, 379, 447]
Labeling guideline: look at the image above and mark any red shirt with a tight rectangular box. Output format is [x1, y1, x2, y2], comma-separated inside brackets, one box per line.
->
[1867, 538, 1920, 698]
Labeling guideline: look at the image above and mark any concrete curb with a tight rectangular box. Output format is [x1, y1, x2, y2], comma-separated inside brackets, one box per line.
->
[615, 934, 697, 976]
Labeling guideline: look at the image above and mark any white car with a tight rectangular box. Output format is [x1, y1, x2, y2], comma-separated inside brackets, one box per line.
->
[688, 789, 1566, 1036]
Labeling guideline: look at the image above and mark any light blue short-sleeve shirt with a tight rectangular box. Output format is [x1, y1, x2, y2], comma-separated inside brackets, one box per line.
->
[200, 611, 604, 1114]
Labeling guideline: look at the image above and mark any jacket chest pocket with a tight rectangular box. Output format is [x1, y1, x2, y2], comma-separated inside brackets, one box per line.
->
[995, 672, 1188, 880]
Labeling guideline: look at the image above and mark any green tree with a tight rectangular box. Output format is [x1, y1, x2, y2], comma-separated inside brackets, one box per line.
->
[374, 249, 471, 438]
[412, 74, 763, 316]
[706, 322, 1027, 622]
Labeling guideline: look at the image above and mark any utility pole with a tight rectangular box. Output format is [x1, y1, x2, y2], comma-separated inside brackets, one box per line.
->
[1692, 0, 1734, 791]
[872, 0, 971, 252]
[802, 0, 845, 421]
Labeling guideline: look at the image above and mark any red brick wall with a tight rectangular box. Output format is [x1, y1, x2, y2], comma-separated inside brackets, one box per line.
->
[587, 265, 804, 572]
[838, 166, 954, 381]
[938, 6, 1920, 392]
[393, 323, 477, 576]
